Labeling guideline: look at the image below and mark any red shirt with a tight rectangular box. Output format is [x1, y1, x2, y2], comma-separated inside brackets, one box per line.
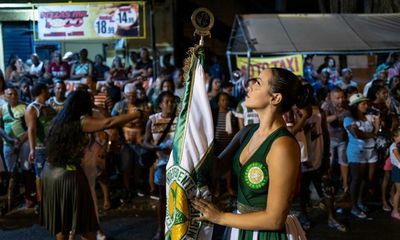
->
[49, 62, 69, 80]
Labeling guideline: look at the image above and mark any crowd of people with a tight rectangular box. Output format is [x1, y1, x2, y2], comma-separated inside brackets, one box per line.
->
[0, 47, 399, 239]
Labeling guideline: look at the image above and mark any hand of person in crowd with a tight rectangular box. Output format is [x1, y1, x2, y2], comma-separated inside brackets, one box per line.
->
[105, 96, 113, 112]
[192, 198, 223, 224]
[299, 106, 312, 119]
[29, 149, 35, 163]
[158, 142, 172, 154]
[129, 117, 141, 126]
[337, 110, 347, 121]
[14, 138, 22, 150]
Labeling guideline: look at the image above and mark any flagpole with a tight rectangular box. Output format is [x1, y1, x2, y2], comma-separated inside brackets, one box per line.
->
[199, 36, 204, 46]
[165, 8, 215, 240]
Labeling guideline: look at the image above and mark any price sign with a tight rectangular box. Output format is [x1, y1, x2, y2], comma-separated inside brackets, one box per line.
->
[115, 6, 137, 28]
[94, 15, 116, 37]
[36, 2, 144, 40]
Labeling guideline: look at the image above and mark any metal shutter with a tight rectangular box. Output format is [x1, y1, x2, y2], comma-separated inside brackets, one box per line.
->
[2, 21, 34, 66]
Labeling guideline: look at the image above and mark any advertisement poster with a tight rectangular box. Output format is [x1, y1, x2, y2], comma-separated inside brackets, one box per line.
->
[236, 54, 304, 78]
[35, 2, 145, 40]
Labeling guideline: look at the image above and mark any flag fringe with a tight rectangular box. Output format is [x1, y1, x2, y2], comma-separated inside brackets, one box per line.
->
[183, 44, 203, 82]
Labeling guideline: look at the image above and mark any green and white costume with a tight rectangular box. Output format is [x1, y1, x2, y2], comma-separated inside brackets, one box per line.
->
[225, 125, 294, 240]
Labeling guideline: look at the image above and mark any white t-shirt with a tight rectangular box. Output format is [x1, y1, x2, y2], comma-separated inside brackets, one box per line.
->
[353, 115, 376, 148]
[30, 62, 44, 76]
[390, 142, 400, 169]
[235, 100, 260, 126]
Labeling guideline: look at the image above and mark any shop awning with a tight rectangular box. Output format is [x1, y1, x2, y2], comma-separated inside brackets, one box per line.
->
[227, 14, 400, 55]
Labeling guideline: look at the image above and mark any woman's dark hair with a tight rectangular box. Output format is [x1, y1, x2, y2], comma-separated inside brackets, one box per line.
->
[389, 75, 400, 90]
[367, 85, 386, 101]
[269, 68, 313, 113]
[207, 77, 220, 93]
[7, 54, 19, 67]
[214, 92, 230, 107]
[160, 78, 175, 94]
[156, 90, 175, 107]
[95, 54, 103, 62]
[393, 127, 400, 137]
[130, 51, 139, 63]
[303, 55, 313, 66]
[326, 57, 336, 68]
[47, 90, 93, 165]
[9, 58, 20, 71]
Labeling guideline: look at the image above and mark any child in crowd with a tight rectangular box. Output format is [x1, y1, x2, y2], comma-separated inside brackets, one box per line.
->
[211, 92, 239, 196]
[144, 91, 177, 240]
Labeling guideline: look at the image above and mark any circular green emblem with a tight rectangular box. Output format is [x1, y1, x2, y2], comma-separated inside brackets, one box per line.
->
[244, 162, 268, 189]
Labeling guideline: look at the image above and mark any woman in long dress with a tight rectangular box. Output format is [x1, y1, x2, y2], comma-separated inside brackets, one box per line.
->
[41, 90, 142, 240]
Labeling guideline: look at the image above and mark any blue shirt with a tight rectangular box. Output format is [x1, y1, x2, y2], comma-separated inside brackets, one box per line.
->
[303, 65, 316, 84]
[344, 116, 374, 163]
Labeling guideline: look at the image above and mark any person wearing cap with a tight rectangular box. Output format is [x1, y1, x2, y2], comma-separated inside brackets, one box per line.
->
[344, 93, 380, 219]
[336, 68, 358, 91]
[111, 83, 148, 202]
[62, 51, 76, 67]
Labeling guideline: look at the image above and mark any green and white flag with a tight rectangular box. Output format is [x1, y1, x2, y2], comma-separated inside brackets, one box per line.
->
[165, 46, 214, 240]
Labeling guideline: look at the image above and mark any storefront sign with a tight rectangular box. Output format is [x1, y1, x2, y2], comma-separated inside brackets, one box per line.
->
[35, 2, 145, 40]
[236, 54, 303, 78]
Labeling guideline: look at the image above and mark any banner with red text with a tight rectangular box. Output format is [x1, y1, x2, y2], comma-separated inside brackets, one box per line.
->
[236, 54, 303, 78]
[35, 2, 145, 40]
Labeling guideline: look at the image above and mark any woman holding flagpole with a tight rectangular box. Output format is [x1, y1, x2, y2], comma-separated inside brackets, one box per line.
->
[192, 68, 312, 239]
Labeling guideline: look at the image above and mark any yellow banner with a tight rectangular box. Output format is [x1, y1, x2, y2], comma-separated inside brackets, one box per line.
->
[236, 54, 303, 78]
[35, 2, 145, 40]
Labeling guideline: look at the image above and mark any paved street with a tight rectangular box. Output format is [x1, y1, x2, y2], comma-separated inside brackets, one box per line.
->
[1, 195, 400, 240]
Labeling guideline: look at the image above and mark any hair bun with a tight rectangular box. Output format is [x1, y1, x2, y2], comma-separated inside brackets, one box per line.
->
[295, 84, 313, 109]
